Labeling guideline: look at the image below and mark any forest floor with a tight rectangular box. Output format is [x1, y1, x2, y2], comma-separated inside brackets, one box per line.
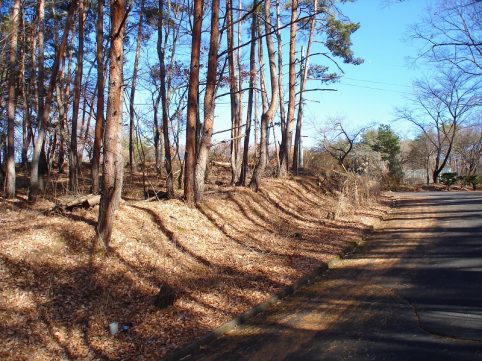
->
[0, 166, 389, 360]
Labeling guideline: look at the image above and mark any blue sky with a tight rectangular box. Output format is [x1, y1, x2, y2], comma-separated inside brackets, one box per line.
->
[208, 0, 431, 147]
[133, 0, 432, 147]
[299, 0, 430, 145]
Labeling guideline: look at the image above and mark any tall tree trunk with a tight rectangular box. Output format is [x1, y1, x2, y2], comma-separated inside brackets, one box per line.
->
[195, 94, 202, 160]
[5, 0, 20, 198]
[433, 150, 441, 184]
[20, 8, 30, 168]
[46, 129, 57, 172]
[194, 0, 220, 202]
[279, 0, 298, 177]
[426, 157, 430, 185]
[250, 0, 279, 191]
[256, 14, 268, 167]
[37, 0, 46, 147]
[293, 0, 316, 173]
[79, 88, 96, 163]
[52, 1, 72, 174]
[69, 0, 86, 192]
[36, 0, 46, 182]
[76, 60, 97, 164]
[239, 4, 257, 186]
[226, 0, 241, 185]
[57, 29, 75, 174]
[129, 0, 145, 176]
[29, 30, 38, 159]
[235, 0, 244, 179]
[292, 46, 306, 174]
[184, 0, 203, 206]
[91, 0, 105, 194]
[254, 87, 259, 157]
[272, 118, 280, 169]
[152, 92, 162, 174]
[30, 1, 77, 201]
[158, 0, 174, 198]
[97, 0, 127, 247]
[275, 0, 286, 137]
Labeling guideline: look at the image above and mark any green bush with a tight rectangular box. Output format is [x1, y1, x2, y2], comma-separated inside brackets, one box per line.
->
[460, 174, 481, 190]
[440, 172, 458, 190]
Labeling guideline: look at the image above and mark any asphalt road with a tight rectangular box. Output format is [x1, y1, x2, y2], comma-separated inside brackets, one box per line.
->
[182, 191, 482, 361]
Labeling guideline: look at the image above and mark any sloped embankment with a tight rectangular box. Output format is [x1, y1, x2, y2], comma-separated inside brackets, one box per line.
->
[0, 176, 387, 360]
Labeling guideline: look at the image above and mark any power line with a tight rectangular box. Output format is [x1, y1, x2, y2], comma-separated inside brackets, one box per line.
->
[338, 82, 412, 95]
[344, 77, 412, 88]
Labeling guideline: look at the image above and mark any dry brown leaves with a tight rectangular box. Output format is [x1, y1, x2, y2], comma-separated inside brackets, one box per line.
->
[0, 176, 387, 360]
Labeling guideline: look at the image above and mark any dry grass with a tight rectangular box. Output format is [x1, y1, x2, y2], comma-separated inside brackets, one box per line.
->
[0, 171, 387, 360]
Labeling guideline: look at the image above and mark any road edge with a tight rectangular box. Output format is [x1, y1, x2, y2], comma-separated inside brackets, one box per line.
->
[161, 198, 394, 361]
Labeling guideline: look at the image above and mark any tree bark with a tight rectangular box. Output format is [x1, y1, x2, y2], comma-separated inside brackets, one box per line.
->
[254, 87, 259, 157]
[36, 0, 46, 150]
[79, 87, 96, 163]
[28, 30, 37, 163]
[256, 14, 268, 168]
[158, 0, 174, 198]
[279, 0, 298, 177]
[5, 0, 20, 198]
[69, 0, 86, 192]
[30, 0, 77, 201]
[239, 4, 257, 186]
[57, 194, 101, 212]
[426, 157, 430, 185]
[128, 0, 145, 176]
[249, 0, 279, 191]
[152, 92, 162, 174]
[57, 27, 76, 174]
[293, 0, 316, 173]
[226, 0, 241, 185]
[275, 0, 286, 137]
[91, 0, 105, 194]
[235, 0, 244, 180]
[97, 0, 127, 247]
[194, 0, 220, 202]
[20, 9, 30, 168]
[184, 0, 203, 206]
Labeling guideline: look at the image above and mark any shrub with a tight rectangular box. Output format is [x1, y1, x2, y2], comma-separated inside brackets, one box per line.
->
[440, 172, 458, 190]
[460, 174, 481, 191]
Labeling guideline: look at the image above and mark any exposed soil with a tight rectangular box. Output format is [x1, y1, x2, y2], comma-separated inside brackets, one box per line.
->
[0, 171, 388, 360]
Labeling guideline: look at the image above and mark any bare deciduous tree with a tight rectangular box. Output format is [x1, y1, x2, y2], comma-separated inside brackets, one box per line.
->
[322, 120, 370, 171]
[412, 0, 482, 76]
[399, 69, 480, 183]
[453, 123, 482, 176]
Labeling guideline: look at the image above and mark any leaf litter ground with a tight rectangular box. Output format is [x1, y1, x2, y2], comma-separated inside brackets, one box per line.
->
[0, 175, 388, 360]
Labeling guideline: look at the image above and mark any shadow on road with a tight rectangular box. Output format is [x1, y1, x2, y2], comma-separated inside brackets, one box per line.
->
[174, 192, 482, 361]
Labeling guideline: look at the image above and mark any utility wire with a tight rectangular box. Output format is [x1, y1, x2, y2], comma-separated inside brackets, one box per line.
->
[337, 82, 412, 95]
[344, 77, 412, 88]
